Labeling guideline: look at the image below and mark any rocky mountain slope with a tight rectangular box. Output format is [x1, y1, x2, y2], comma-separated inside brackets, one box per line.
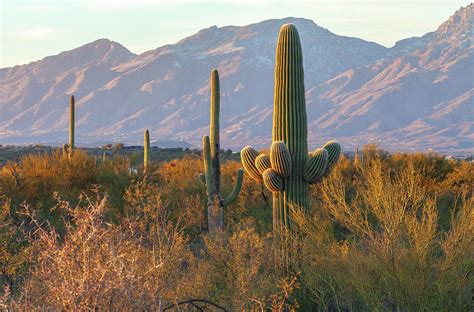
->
[305, 4, 473, 152]
[0, 5, 472, 153]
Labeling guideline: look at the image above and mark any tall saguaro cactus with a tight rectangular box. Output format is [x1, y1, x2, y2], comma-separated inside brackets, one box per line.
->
[144, 129, 150, 173]
[63, 95, 75, 159]
[69, 95, 75, 151]
[241, 24, 342, 260]
[201, 69, 244, 234]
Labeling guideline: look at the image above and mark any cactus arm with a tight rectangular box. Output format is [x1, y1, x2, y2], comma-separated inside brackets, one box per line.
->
[323, 140, 341, 167]
[221, 168, 244, 207]
[303, 148, 328, 183]
[255, 154, 271, 174]
[263, 168, 284, 192]
[241, 146, 262, 181]
[270, 141, 292, 178]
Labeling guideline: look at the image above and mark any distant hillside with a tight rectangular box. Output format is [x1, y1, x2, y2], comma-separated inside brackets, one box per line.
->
[0, 4, 472, 153]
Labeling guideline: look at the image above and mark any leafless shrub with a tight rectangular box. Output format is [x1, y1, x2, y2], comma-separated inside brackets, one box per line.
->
[12, 191, 200, 310]
[292, 156, 473, 311]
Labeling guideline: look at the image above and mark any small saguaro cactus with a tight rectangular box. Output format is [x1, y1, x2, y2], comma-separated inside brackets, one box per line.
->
[144, 129, 150, 173]
[201, 69, 244, 234]
[354, 147, 360, 167]
[240, 24, 341, 260]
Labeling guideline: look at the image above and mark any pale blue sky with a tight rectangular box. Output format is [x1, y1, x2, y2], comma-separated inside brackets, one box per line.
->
[0, 0, 471, 68]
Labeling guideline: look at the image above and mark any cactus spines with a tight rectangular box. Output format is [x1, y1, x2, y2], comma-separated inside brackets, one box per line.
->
[241, 146, 261, 181]
[303, 148, 328, 183]
[255, 154, 271, 175]
[144, 129, 150, 173]
[263, 168, 284, 192]
[201, 69, 243, 234]
[270, 141, 292, 178]
[240, 24, 342, 262]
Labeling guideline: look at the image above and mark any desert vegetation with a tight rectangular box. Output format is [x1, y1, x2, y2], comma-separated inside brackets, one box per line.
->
[0, 145, 472, 310]
[0, 23, 472, 311]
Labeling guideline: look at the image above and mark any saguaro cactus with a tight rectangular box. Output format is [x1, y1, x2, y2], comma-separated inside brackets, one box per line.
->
[144, 129, 150, 173]
[201, 69, 244, 234]
[69, 95, 75, 151]
[63, 95, 75, 159]
[241, 24, 342, 259]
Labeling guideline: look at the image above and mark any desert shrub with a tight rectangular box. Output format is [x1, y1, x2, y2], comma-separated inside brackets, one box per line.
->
[0, 150, 135, 226]
[0, 197, 30, 293]
[96, 154, 134, 218]
[9, 149, 96, 202]
[0, 149, 95, 204]
[157, 155, 271, 233]
[124, 178, 205, 238]
[157, 155, 205, 203]
[223, 160, 273, 232]
[0, 150, 97, 232]
[292, 155, 473, 311]
[443, 160, 474, 196]
[9, 193, 200, 310]
[197, 219, 297, 310]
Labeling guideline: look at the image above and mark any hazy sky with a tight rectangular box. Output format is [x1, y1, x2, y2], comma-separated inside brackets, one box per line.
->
[0, 0, 471, 68]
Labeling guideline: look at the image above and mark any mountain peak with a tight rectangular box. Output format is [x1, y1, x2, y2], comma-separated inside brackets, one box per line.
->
[436, 3, 473, 38]
[70, 38, 135, 60]
[37, 38, 136, 70]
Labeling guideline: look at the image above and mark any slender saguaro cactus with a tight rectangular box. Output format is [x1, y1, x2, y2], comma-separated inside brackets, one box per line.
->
[69, 95, 75, 151]
[144, 129, 150, 173]
[201, 69, 244, 234]
[63, 95, 75, 159]
[241, 24, 342, 261]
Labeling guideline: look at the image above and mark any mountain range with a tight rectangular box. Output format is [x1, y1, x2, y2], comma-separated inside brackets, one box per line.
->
[0, 4, 472, 153]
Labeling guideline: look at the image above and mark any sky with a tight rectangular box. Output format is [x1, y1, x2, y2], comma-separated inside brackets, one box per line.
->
[0, 0, 471, 68]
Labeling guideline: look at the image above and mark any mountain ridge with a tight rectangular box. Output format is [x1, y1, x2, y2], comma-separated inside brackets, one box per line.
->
[0, 5, 472, 153]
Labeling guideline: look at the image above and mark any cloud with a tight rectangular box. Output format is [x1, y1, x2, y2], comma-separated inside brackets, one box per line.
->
[17, 26, 57, 40]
